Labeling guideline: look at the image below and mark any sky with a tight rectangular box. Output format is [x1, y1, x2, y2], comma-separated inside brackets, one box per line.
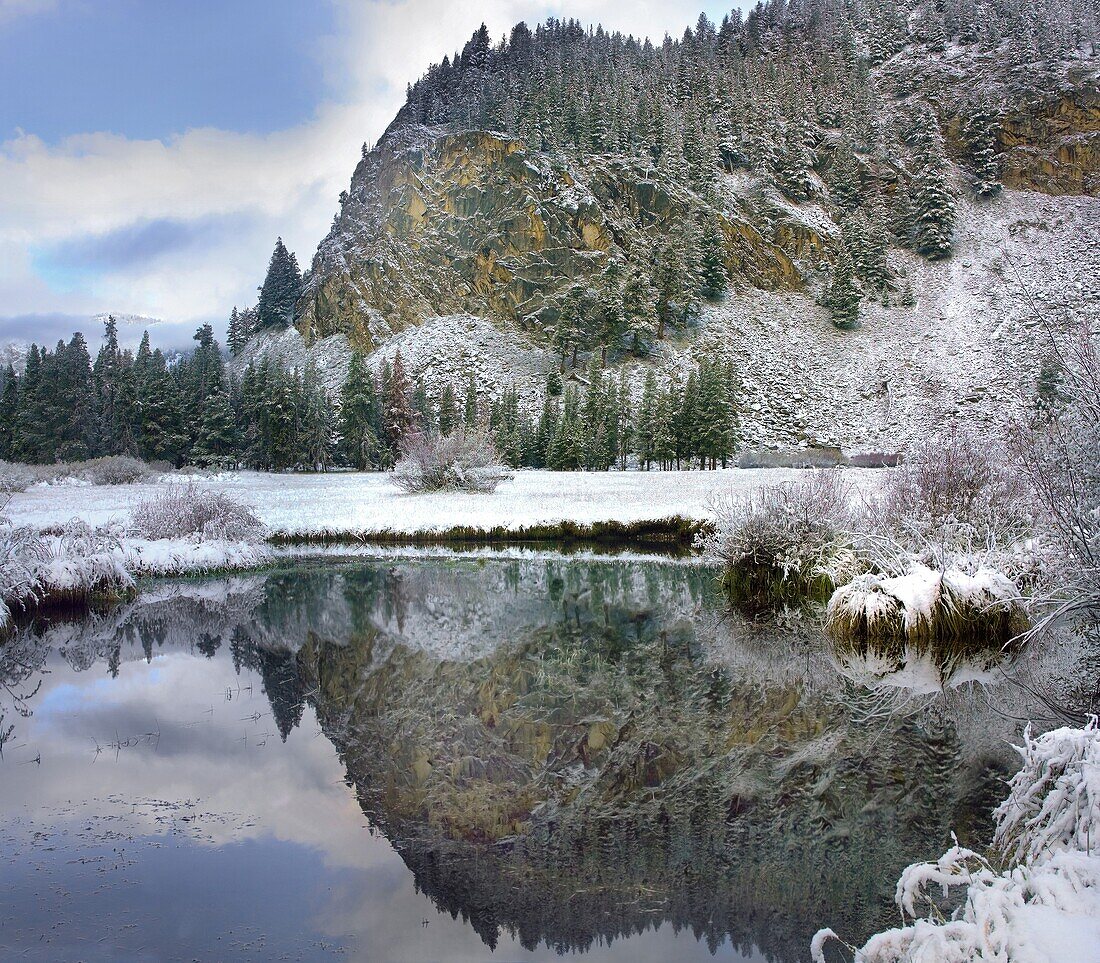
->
[0, 0, 737, 351]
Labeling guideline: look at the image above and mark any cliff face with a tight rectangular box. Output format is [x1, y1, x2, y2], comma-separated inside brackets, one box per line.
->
[999, 79, 1100, 195]
[298, 126, 802, 351]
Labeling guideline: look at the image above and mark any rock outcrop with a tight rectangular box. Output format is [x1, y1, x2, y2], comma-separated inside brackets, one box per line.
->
[297, 126, 804, 350]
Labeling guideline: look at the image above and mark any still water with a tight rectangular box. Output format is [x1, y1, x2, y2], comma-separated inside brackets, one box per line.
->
[0, 553, 1082, 962]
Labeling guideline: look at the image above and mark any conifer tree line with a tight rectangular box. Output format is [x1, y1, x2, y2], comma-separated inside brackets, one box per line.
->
[0, 318, 739, 472]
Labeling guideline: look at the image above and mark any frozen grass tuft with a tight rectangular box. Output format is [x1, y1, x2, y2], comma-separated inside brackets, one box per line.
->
[392, 430, 513, 494]
[131, 484, 265, 542]
[814, 721, 1100, 963]
[700, 470, 857, 606]
[826, 562, 1027, 654]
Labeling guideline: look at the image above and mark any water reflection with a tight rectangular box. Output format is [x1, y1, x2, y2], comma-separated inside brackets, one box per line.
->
[0, 555, 1071, 961]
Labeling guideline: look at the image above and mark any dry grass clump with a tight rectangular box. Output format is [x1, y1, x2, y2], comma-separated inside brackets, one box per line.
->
[131, 484, 264, 541]
[700, 470, 857, 608]
[826, 563, 1028, 656]
[392, 430, 513, 494]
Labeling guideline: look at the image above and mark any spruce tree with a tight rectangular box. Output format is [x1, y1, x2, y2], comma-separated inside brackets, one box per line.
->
[338, 353, 381, 469]
[909, 107, 956, 260]
[257, 238, 303, 329]
[0, 364, 18, 461]
[966, 101, 1002, 198]
[699, 218, 730, 300]
[823, 244, 862, 329]
[437, 383, 459, 435]
[383, 351, 416, 450]
[463, 372, 479, 428]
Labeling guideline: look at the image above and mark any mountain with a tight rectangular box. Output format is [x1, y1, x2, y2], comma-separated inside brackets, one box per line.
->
[255, 0, 1100, 451]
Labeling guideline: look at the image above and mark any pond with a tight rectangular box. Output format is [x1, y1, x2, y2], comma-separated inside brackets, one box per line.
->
[0, 553, 1088, 962]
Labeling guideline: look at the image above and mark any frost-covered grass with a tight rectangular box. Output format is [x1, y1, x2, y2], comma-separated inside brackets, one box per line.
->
[699, 470, 859, 607]
[131, 484, 265, 541]
[0, 487, 270, 628]
[826, 562, 1028, 653]
[813, 721, 1100, 963]
[5, 467, 883, 541]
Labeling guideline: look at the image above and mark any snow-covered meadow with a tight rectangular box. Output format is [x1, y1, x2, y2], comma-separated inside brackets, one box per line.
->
[7, 467, 884, 539]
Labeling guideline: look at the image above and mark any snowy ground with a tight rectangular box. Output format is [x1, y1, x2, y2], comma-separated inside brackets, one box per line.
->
[8, 468, 884, 539]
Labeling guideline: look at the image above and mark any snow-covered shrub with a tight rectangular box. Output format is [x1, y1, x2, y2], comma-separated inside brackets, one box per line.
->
[870, 425, 1032, 558]
[1011, 316, 1100, 633]
[826, 562, 1026, 653]
[0, 512, 47, 632]
[130, 485, 265, 542]
[76, 455, 157, 486]
[701, 470, 857, 605]
[35, 520, 133, 605]
[392, 430, 513, 494]
[813, 721, 1100, 963]
[0, 461, 39, 495]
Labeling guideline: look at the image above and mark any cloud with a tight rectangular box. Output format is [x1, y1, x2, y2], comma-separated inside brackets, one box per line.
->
[0, 0, 731, 341]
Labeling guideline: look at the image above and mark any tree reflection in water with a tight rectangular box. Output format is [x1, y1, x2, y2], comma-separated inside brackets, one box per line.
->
[3, 556, 1074, 961]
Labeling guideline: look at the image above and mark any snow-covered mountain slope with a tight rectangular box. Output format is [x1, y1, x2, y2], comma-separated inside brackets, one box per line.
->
[233, 1, 1099, 451]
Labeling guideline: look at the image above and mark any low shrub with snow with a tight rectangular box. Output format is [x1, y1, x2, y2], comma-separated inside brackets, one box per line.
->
[130, 485, 265, 542]
[0, 455, 161, 490]
[75, 455, 159, 486]
[868, 426, 1033, 564]
[700, 470, 857, 604]
[0, 461, 39, 495]
[392, 430, 513, 494]
[0, 513, 46, 632]
[35, 520, 133, 604]
[813, 720, 1100, 963]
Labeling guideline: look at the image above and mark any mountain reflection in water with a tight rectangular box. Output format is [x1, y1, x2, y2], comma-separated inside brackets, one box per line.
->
[0, 555, 1062, 962]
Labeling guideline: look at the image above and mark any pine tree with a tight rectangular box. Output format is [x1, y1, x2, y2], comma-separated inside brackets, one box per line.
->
[437, 382, 459, 435]
[636, 370, 658, 469]
[909, 107, 956, 260]
[621, 265, 658, 356]
[338, 353, 381, 469]
[192, 387, 239, 467]
[699, 217, 730, 299]
[227, 307, 247, 356]
[463, 372, 479, 428]
[966, 101, 1002, 198]
[299, 363, 335, 470]
[383, 351, 416, 450]
[257, 238, 303, 329]
[823, 244, 862, 329]
[136, 343, 186, 465]
[0, 364, 18, 461]
[13, 345, 45, 462]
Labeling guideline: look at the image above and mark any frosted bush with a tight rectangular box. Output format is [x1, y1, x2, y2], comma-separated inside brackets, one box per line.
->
[701, 470, 857, 599]
[0, 514, 46, 631]
[392, 430, 513, 494]
[0, 461, 39, 495]
[131, 485, 265, 542]
[35, 520, 132, 601]
[1011, 315, 1100, 631]
[813, 721, 1100, 963]
[869, 426, 1032, 560]
[76, 455, 157, 486]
